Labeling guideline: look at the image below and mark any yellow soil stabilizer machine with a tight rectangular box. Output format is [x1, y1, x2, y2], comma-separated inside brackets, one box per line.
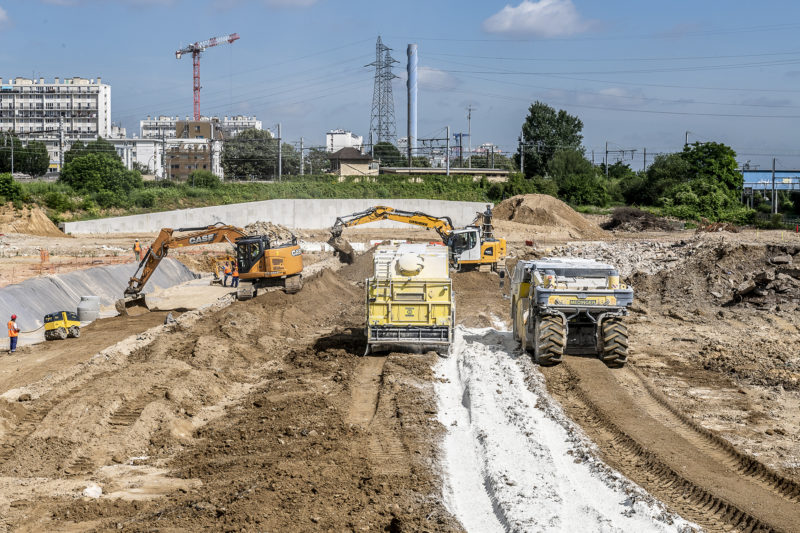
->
[116, 223, 303, 315]
[365, 243, 454, 356]
[44, 311, 81, 341]
[510, 258, 634, 368]
[328, 205, 506, 272]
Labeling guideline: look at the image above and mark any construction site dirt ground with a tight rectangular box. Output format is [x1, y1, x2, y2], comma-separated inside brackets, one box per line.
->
[0, 217, 799, 531]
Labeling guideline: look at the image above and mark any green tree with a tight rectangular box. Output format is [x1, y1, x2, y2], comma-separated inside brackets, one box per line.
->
[0, 173, 23, 202]
[681, 141, 742, 194]
[516, 101, 583, 178]
[373, 142, 403, 167]
[306, 147, 332, 174]
[279, 143, 301, 176]
[222, 129, 278, 180]
[470, 153, 517, 171]
[548, 149, 609, 206]
[20, 140, 50, 176]
[620, 153, 688, 205]
[64, 137, 119, 164]
[188, 169, 221, 188]
[59, 153, 142, 194]
[412, 156, 431, 168]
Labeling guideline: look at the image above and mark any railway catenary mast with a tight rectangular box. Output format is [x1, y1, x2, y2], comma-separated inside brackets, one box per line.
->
[175, 33, 240, 120]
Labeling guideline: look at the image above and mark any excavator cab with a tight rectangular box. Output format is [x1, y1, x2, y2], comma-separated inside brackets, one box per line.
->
[449, 227, 482, 264]
[236, 235, 268, 273]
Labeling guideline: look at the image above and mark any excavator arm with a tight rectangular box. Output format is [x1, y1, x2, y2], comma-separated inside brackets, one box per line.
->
[117, 223, 247, 314]
[330, 206, 455, 241]
[328, 206, 456, 264]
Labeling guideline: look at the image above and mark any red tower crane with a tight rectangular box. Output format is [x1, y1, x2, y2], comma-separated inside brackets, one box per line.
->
[175, 33, 240, 120]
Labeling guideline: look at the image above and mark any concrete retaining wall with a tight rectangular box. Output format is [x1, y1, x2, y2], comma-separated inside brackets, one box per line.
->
[61, 199, 490, 234]
[0, 258, 195, 331]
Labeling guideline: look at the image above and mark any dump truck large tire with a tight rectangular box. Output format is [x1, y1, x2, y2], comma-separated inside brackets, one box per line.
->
[68, 326, 80, 339]
[512, 297, 520, 341]
[54, 327, 68, 340]
[534, 316, 565, 366]
[601, 318, 628, 368]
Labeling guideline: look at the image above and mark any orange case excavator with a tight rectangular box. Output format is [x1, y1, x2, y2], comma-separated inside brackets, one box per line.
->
[116, 223, 303, 315]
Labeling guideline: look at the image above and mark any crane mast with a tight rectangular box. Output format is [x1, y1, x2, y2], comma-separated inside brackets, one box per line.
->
[175, 33, 240, 120]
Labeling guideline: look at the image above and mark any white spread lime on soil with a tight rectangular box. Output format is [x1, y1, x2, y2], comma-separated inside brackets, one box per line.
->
[435, 326, 696, 532]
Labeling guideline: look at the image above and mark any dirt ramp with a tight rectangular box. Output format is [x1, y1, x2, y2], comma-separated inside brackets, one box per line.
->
[493, 194, 606, 240]
[0, 204, 65, 237]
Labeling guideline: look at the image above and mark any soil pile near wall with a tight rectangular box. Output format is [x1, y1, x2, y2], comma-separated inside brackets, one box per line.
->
[0, 204, 65, 237]
[243, 221, 298, 240]
[493, 194, 606, 240]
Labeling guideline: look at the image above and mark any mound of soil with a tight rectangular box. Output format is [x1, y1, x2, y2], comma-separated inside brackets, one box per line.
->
[602, 207, 681, 232]
[493, 194, 606, 240]
[243, 221, 296, 241]
[0, 204, 65, 237]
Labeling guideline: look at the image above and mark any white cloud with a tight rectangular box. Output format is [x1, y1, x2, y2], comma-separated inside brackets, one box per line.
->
[418, 67, 458, 91]
[482, 0, 594, 38]
[0, 6, 9, 24]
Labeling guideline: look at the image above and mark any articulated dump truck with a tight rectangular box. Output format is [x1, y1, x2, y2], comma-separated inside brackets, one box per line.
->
[365, 243, 454, 356]
[510, 258, 634, 368]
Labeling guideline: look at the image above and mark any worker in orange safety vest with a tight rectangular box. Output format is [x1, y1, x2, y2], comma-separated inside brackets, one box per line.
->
[8, 314, 20, 354]
[133, 239, 142, 262]
[231, 263, 239, 288]
[223, 262, 232, 287]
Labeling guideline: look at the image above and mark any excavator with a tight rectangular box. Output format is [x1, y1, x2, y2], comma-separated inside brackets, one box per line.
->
[116, 223, 303, 315]
[328, 205, 506, 271]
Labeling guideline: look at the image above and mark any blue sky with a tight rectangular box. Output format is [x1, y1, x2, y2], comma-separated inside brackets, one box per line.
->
[2, 0, 800, 169]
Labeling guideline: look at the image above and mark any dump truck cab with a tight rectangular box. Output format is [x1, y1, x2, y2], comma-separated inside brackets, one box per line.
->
[44, 311, 81, 341]
[365, 243, 454, 355]
[511, 258, 633, 367]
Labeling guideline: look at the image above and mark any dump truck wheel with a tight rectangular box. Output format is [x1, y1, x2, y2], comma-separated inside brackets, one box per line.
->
[600, 319, 628, 368]
[54, 327, 68, 340]
[512, 297, 519, 341]
[534, 316, 565, 366]
[68, 326, 80, 339]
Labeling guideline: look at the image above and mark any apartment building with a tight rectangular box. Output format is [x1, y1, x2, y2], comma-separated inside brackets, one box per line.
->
[140, 115, 261, 139]
[0, 76, 111, 170]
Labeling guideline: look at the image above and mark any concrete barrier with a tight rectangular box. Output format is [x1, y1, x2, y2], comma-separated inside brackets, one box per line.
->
[61, 199, 490, 234]
[0, 258, 195, 331]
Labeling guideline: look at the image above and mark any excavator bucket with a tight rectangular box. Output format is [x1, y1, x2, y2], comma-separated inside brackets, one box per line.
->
[328, 235, 355, 264]
[115, 294, 150, 316]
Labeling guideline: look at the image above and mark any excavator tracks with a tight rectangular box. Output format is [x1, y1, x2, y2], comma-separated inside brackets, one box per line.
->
[542, 357, 800, 532]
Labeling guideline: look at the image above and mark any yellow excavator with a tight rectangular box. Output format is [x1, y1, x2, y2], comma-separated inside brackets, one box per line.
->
[116, 223, 303, 314]
[328, 205, 506, 271]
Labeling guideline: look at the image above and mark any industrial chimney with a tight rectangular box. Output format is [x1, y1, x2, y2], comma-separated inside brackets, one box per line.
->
[407, 43, 418, 167]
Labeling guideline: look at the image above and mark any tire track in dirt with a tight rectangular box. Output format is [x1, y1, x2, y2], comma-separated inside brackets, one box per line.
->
[346, 356, 386, 425]
[543, 356, 800, 532]
[346, 355, 410, 477]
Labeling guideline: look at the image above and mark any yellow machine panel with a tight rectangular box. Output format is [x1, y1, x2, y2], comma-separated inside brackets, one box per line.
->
[365, 243, 454, 355]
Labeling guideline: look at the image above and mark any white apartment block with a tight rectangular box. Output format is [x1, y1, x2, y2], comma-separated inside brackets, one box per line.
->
[0, 76, 111, 169]
[140, 115, 261, 139]
[326, 129, 363, 153]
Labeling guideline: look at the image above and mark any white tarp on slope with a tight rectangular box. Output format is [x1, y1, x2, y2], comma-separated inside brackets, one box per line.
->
[435, 327, 695, 533]
[0, 258, 196, 331]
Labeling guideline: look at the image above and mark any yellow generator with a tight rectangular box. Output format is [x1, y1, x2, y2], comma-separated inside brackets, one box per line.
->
[44, 311, 81, 341]
[365, 243, 454, 355]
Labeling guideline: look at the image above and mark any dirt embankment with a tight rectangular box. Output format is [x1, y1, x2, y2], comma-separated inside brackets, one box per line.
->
[0, 204, 65, 238]
[493, 194, 607, 241]
[4, 253, 460, 532]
